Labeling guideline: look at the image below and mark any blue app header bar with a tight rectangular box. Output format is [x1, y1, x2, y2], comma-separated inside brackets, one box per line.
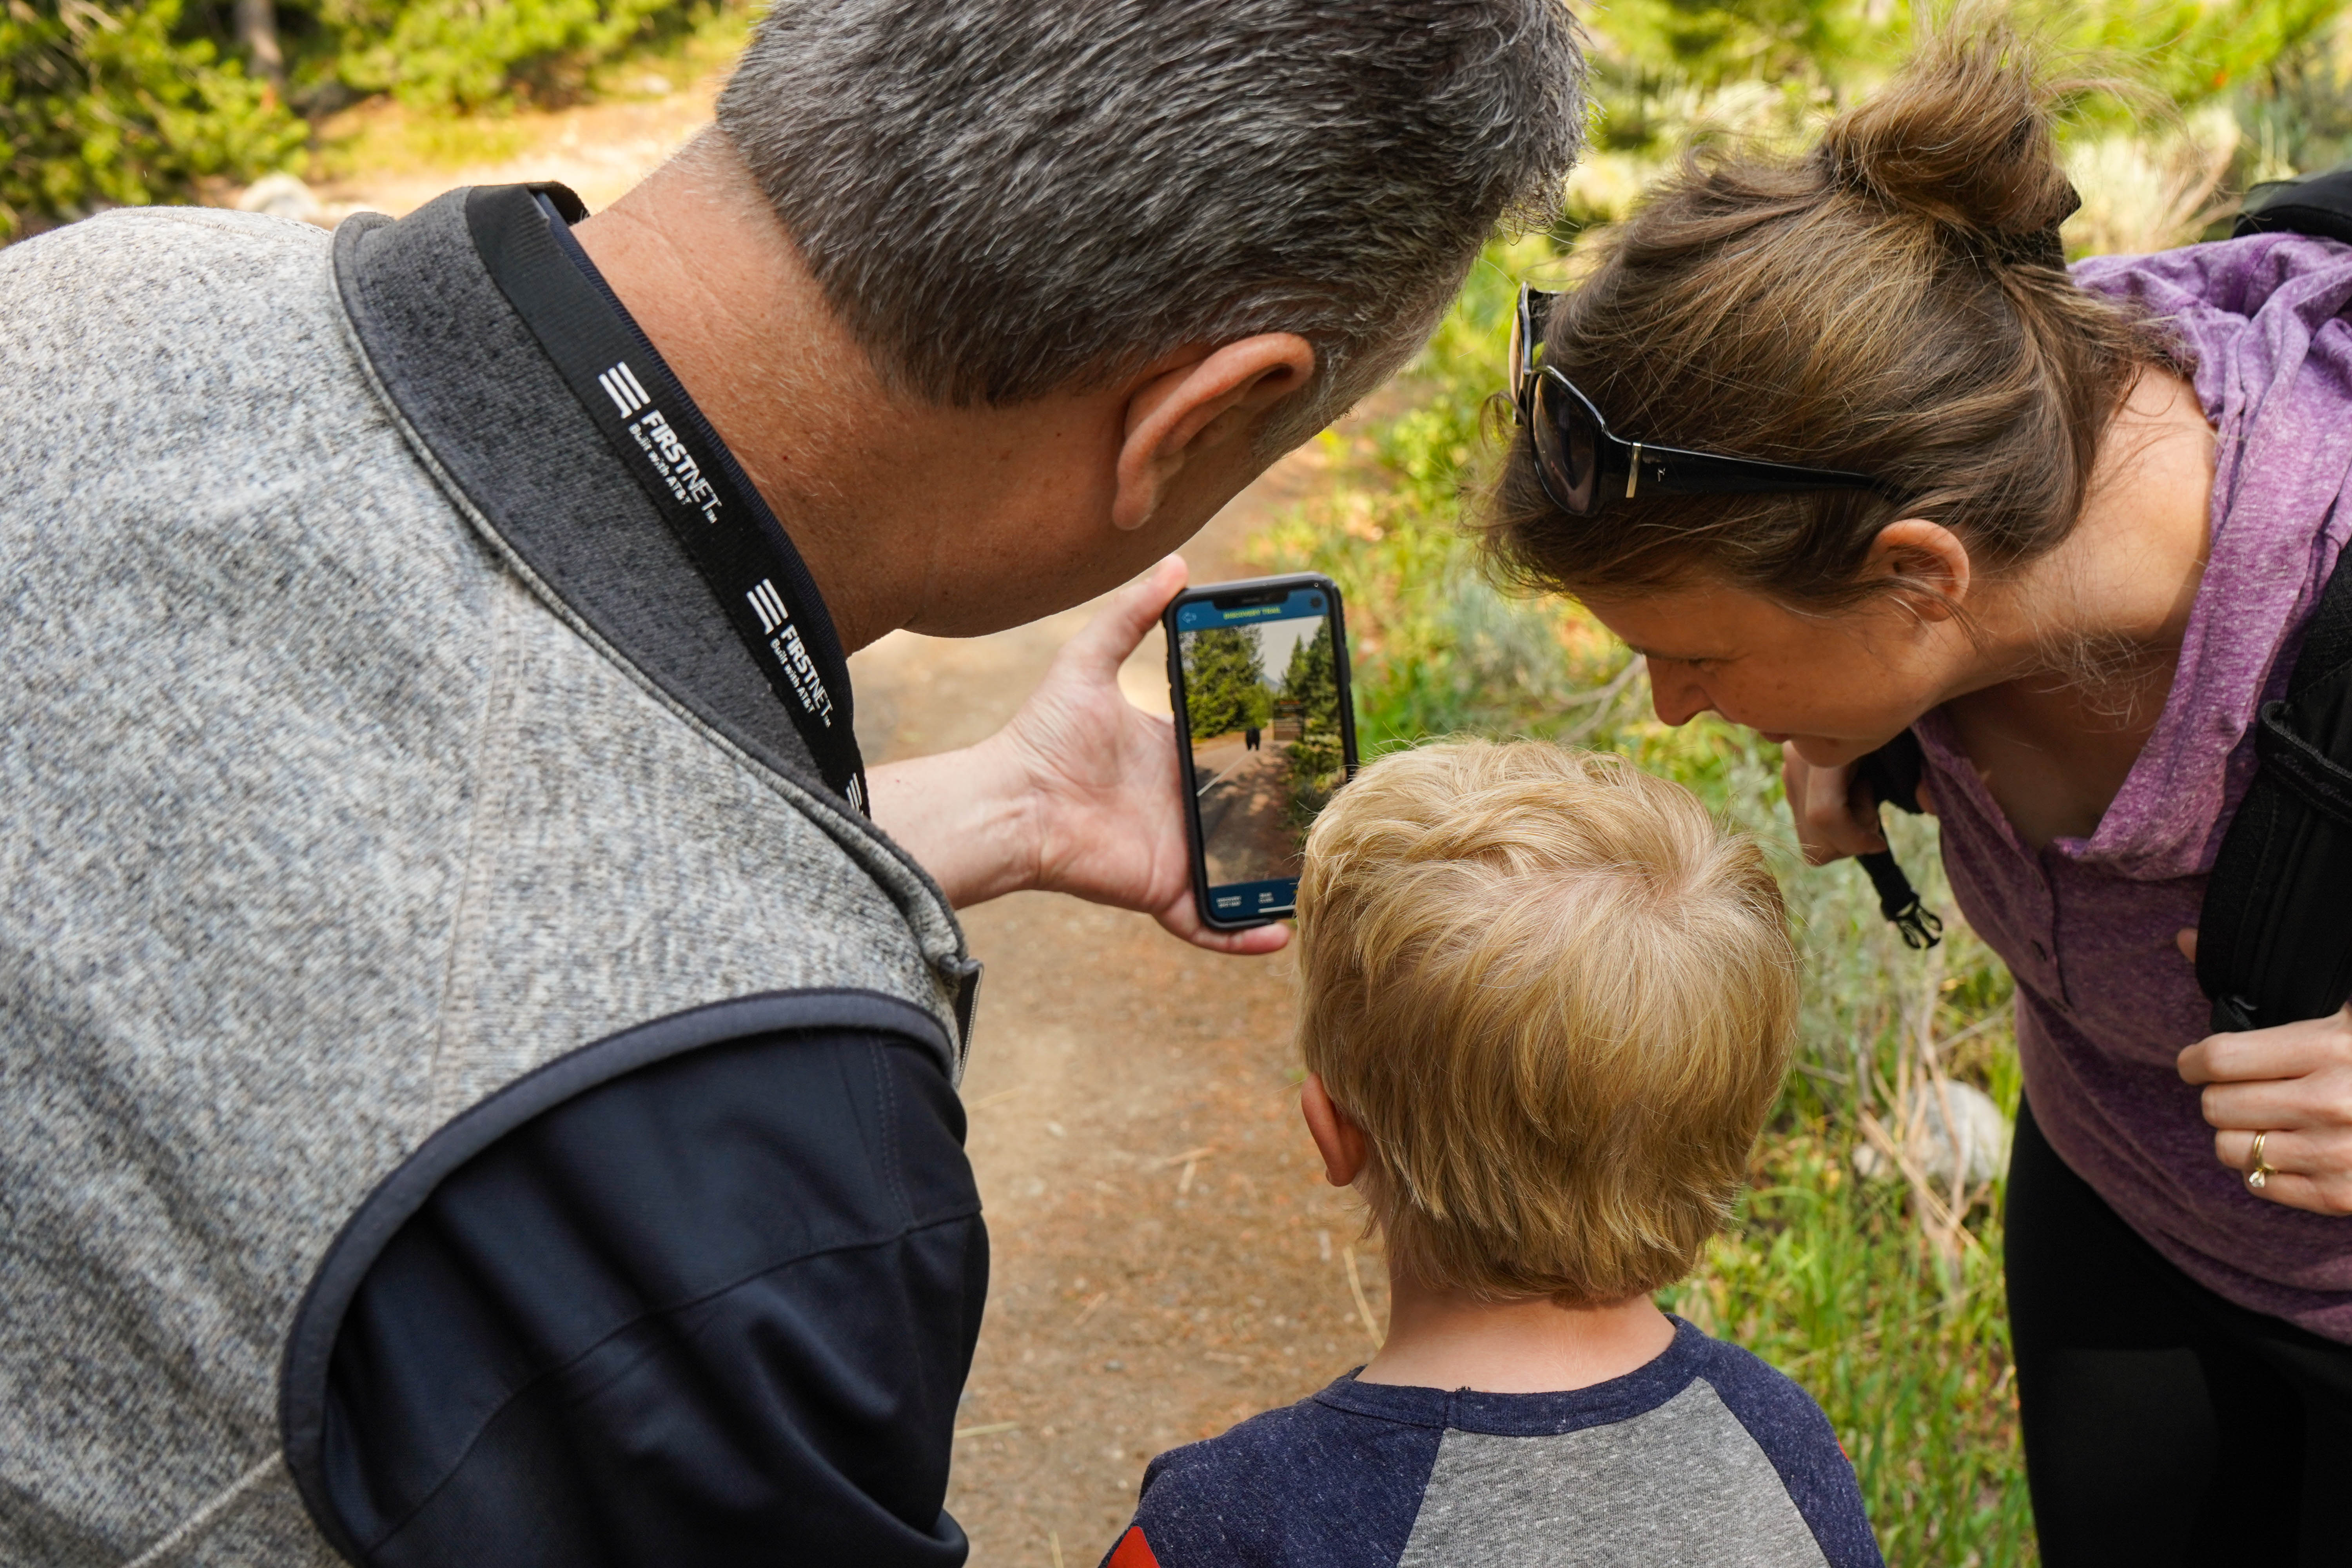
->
[1175, 587, 1326, 632]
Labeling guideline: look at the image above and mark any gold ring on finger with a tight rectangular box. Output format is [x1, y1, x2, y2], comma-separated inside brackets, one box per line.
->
[2247, 1129, 2275, 1192]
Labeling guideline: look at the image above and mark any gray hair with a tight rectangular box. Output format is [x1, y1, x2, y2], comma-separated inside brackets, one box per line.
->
[716, 0, 1586, 448]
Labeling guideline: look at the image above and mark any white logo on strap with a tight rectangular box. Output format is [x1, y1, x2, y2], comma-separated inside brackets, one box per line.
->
[597, 360, 651, 417]
[746, 579, 788, 635]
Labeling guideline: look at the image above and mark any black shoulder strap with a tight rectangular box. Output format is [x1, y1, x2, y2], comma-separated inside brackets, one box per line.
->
[464, 182, 870, 815]
[2187, 175, 2352, 1031]
[2235, 163, 2352, 247]
[1851, 730, 1943, 950]
[2196, 539, 2352, 1031]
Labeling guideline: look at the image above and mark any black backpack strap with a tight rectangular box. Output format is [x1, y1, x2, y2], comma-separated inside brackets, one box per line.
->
[2234, 164, 2352, 247]
[1851, 729, 1943, 949]
[2195, 537, 2352, 1031]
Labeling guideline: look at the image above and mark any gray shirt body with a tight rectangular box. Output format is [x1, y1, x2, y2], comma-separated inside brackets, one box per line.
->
[2, 198, 978, 1564]
[1113, 1318, 1884, 1567]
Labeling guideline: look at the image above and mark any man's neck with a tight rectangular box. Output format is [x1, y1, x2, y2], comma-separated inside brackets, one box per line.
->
[568, 137, 875, 646]
[565, 134, 1127, 651]
[1355, 1262, 1678, 1394]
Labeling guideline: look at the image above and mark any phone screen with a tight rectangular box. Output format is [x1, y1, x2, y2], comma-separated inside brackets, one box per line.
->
[1172, 582, 1352, 923]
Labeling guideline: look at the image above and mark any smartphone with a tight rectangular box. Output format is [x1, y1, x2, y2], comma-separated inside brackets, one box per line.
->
[1163, 573, 1359, 930]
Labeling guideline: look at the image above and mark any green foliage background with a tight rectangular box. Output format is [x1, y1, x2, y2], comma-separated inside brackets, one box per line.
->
[2, 0, 305, 238]
[1180, 626, 1273, 743]
[0, 0, 730, 238]
[9, 0, 2350, 243]
[321, 0, 695, 111]
[1281, 619, 1346, 829]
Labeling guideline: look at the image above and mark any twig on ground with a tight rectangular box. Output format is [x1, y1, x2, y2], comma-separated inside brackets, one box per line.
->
[1561, 658, 1646, 744]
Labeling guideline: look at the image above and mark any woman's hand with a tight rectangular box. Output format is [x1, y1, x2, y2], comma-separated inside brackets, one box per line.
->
[1782, 751, 1886, 865]
[1781, 745, 1939, 865]
[2176, 931, 2352, 1216]
[868, 557, 1288, 956]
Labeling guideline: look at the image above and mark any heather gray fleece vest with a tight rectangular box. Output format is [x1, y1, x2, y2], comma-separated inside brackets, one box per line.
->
[0, 203, 974, 1564]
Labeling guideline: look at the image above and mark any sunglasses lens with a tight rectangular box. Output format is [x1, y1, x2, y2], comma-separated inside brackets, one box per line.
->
[1530, 376, 1599, 515]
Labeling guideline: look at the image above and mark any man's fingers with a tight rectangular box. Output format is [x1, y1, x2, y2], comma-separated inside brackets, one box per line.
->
[1062, 555, 1188, 676]
[1194, 923, 1292, 956]
[1157, 889, 1291, 955]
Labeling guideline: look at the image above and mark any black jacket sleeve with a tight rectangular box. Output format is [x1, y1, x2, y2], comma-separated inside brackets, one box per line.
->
[281, 991, 986, 1568]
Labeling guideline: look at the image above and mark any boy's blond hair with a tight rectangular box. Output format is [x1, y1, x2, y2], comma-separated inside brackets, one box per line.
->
[1297, 739, 1797, 1304]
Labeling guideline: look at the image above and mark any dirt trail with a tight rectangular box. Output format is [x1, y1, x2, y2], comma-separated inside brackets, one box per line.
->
[296, 80, 719, 223]
[851, 452, 1392, 1568]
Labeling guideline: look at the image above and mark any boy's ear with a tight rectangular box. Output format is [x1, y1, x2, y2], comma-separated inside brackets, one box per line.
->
[1300, 1073, 1367, 1188]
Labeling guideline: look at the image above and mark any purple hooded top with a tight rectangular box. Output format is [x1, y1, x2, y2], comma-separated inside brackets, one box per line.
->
[1915, 233, 2352, 1340]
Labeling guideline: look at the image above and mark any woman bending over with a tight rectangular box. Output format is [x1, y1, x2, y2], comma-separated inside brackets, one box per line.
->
[1490, 25, 2352, 1561]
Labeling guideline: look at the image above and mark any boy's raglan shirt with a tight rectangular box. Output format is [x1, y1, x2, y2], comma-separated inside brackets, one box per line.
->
[1102, 1319, 1880, 1568]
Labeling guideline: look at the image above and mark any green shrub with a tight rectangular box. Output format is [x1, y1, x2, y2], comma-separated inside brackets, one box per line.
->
[0, 0, 305, 240]
[335, 0, 678, 110]
[1179, 626, 1272, 740]
[1281, 620, 1345, 829]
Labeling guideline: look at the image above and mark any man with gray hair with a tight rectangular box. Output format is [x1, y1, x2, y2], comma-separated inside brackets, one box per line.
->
[0, 3, 1583, 1564]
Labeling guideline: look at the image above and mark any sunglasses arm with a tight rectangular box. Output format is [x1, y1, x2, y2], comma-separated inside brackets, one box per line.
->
[1637, 444, 1891, 502]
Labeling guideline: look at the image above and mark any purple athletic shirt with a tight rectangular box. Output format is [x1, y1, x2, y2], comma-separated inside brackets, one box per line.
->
[1915, 233, 2352, 1340]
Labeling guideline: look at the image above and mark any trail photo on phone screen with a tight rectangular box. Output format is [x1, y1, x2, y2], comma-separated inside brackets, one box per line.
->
[1176, 587, 1347, 920]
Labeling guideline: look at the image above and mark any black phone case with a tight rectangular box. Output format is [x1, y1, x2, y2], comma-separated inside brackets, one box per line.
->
[1162, 573, 1360, 931]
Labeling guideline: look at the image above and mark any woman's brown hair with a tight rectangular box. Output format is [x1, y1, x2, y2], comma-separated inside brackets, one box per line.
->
[1486, 21, 2183, 610]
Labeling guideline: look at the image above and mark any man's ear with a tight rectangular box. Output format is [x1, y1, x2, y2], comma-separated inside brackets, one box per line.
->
[1111, 333, 1316, 532]
[1300, 1071, 1368, 1189]
[1868, 518, 1973, 622]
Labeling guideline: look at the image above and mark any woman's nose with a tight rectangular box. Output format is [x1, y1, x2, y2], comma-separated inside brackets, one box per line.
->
[1647, 660, 1714, 727]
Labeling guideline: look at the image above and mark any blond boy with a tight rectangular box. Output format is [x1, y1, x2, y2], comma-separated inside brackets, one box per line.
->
[1102, 741, 1882, 1568]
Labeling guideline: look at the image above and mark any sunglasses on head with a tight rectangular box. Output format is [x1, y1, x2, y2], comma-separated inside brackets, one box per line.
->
[1508, 284, 1903, 519]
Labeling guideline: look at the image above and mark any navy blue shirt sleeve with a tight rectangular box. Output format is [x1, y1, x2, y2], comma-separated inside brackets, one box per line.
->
[283, 993, 985, 1568]
[1104, 1396, 1439, 1568]
[1698, 1339, 1886, 1568]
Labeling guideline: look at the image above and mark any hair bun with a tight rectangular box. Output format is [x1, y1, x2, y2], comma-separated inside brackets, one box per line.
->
[1813, 23, 2080, 251]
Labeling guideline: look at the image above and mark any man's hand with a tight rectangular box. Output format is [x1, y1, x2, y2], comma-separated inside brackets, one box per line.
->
[869, 557, 1288, 956]
[2176, 929, 2352, 1216]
